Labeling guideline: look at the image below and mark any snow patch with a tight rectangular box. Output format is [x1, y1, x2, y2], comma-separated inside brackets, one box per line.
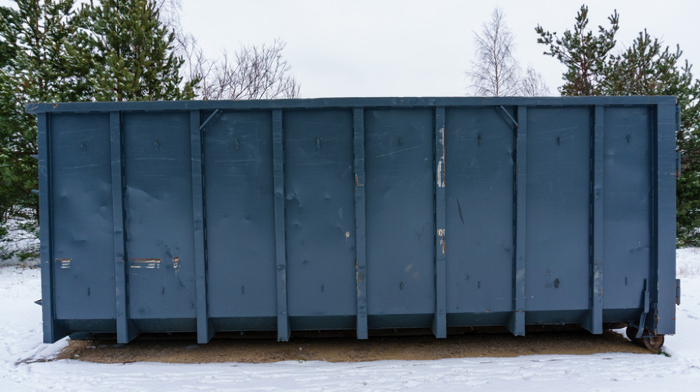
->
[678, 247, 700, 277]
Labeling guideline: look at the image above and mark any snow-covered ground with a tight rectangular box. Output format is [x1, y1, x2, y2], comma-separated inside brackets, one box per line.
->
[1, 250, 700, 391]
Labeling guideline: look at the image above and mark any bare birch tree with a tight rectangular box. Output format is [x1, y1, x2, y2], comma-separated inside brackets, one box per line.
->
[519, 64, 551, 96]
[467, 8, 520, 96]
[198, 39, 300, 100]
[152, 1, 300, 100]
[154, 0, 182, 31]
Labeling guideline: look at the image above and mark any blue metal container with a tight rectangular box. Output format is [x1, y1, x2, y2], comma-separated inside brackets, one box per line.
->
[27, 97, 678, 346]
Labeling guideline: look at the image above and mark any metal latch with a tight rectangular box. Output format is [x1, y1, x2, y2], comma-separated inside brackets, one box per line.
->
[676, 279, 681, 305]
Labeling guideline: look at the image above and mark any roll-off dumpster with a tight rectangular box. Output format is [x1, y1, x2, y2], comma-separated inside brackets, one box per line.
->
[27, 97, 679, 348]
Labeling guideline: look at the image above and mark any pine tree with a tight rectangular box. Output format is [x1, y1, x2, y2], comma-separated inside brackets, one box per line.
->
[0, 0, 83, 227]
[535, 5, 619, 96]
[74, 0, 196, 101]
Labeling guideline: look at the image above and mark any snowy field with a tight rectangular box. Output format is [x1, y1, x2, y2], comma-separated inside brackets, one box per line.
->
[1, 249, 700, 391]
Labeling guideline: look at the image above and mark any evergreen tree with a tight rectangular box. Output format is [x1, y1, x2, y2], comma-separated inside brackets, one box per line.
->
[536, 5, 700, 246]
[74, 0, 196, 101]
[0, 0, 83, 228]
[535, 5, 618, 96]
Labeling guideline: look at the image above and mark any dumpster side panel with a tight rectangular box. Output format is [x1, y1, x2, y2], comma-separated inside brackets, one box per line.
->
[365, 109, 435, 324]
[602, 107, 651, 312]
[50, 113, 116, 324]
[123, 112, 196, 329]
[444, 107, 514, 320]
[525, 108, 591, 313]
[203, 110, 277, 327]
[284, 109, 357, 328]
[30, 97, 677, 341]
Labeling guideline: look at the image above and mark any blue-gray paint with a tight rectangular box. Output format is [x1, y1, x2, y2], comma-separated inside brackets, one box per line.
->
[365, 109, 435, 323]
[122, 112, 196, 333]
[38, 112, 65, 343]
[190, 110, 213, 343]
[109, 112, 136, 343]
[203, 110, 276, 330]
[445, 107, 514, 328]
[655, 103, 677, 334]
[512, 106, 527, 336]
[272, 109, 290, 341]
[584, 106, 604, 334]
[433, 106, 447, 339]
[353, 108, 368, 339]
[29, 97, 678, 342]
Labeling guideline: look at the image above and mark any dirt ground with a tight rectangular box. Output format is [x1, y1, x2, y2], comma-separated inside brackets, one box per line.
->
[56, 327, 651, 364]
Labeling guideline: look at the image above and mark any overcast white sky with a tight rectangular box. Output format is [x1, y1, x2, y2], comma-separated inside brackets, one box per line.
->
[2, 0, 698, 98]
[178, 0, 700, 97]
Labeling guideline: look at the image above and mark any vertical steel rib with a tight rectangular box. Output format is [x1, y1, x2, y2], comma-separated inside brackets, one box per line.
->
[110, 111, 137, 343]
[272, 109, 290, 341]
[585, 105, 605, 334]
[510, 106, 526, 336]
[433, 106, 447, 338]
[353, 108, 369, 339]
[191, 110, 213, 343]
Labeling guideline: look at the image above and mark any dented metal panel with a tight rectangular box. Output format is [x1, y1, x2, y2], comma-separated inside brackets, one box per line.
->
[50, 113, 115, 325]
[444, 107, 515, 327]
[202, 110, 276, 331]
[28, 97, 677, 343]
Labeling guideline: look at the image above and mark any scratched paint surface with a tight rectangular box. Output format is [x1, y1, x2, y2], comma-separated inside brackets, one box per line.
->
[50, 113, 116, 322]
[445, 108, 514, 318]
[123, 112, 197, 323]
[601, 108, 652, 311]
[31, 98, 676, 340]
[203, 110, 277, 323]
[365, 109, 435, 320]
[525, 108, 591, 313]
[284, 109, 357, 323]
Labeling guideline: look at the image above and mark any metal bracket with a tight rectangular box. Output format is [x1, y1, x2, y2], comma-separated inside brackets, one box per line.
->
[636, 279, 650, 338]
[199, 109, 221, 131]
[497, 106, 519, 130]
[676, 279, 681, 305]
